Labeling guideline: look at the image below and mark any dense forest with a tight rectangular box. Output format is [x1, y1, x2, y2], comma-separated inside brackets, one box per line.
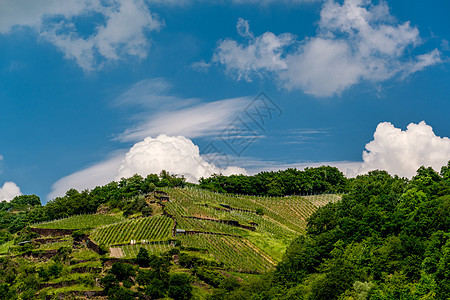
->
[212, 163, 450, 299]
[0, 163, 449, 299]
[199, 166, 349, 196]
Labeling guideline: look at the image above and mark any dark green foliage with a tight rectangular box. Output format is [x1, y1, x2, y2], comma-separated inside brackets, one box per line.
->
[178, 253, 216, 268]
[136, 269, 168, 299]
[141, 206, 153, 217]
[98, 243, 109, 255]
[71, 230, 85, 241]
[14, 227, 39, 244]
[110, 262, 136, 282]
[1, 162, 449, 299]
[52, 246, 72, 262]
[123, 196, 148, 217]
[136, 254, 172, 298]
[0, 230, 12, 244]
[136, 247, 150, 267]
[0, 283, 17, 300]
[199, 166, 348, 196]
[108, 286, 136, 300]
[100, 274, 118, 292]
[194, 267, 225, 288]
[168, 273, 193, 300]
[229, 162, 450, 299]
[10, 195, 41, 208]
[47, 263, 63, 278]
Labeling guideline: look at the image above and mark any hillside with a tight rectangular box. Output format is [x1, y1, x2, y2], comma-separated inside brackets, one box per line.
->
[0, 163, 448, 299]
[0, 187, 339, 299]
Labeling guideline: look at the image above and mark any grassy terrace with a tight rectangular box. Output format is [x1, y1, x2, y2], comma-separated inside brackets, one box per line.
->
[33, 214, 124, 230]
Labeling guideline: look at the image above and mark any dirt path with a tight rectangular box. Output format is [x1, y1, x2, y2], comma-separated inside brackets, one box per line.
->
[109, 247, 123, 258]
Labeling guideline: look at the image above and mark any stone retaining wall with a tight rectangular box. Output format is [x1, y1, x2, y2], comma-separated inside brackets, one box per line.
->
[30, 227, 73, 237]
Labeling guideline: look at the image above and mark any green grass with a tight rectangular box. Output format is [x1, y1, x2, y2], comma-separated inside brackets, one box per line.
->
[119, 242, 175, 258]
[69, 260, 102, 269]
[48, 272, 93, 284]
[245, 231, 291, 262]
[33, 214, 124, 230]
[38, 238, 73, 250]
[0, 241, 14, 255]
[90, 215, 174, 246]
[39, 284, 102, 297]
[70, 248, 102, 261]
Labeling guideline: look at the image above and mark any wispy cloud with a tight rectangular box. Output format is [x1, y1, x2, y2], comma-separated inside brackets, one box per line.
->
[114, 78, 251, 142]
[279, 128, 330, 144]
[47, 150, 125, 200]
[117, 97, 250, 142]
[212, 0, 442, 96]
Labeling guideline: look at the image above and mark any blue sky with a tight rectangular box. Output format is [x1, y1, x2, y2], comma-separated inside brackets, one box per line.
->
[0, 0, 449, 203]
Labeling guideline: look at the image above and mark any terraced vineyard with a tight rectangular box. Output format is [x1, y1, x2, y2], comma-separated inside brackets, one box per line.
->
[33, 214, 124, 230]
[119, 242, 175, 258]
[177, 234, 275, 273]
[157, 187, 341, 269]
[164, 187, 340, 235]
[74, 187, 341, 272]
[90, 215, 173, 246]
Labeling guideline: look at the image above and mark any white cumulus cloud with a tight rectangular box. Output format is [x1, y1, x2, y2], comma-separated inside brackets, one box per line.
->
[358, 121, 450, 178]
[49, 135, 246, 199]
[0, 0, 163, 71]
[213, 0, 442, 96]
[118, 134, 246, 182]
[0, 182, 22, 202]
[213, 18, 294, 82]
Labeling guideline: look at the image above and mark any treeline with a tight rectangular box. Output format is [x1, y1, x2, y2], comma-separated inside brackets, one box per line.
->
[215, 162, 450, 299]
[0, 171, 186, 236]
[1, 166, 348, 238]
[199, 166, 349, 196]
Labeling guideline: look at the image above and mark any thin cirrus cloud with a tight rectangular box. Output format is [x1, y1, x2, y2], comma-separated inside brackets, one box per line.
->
[212, 0, 442, 97]
[0, 0, 163, 71]
[114, 78, 251, 142]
